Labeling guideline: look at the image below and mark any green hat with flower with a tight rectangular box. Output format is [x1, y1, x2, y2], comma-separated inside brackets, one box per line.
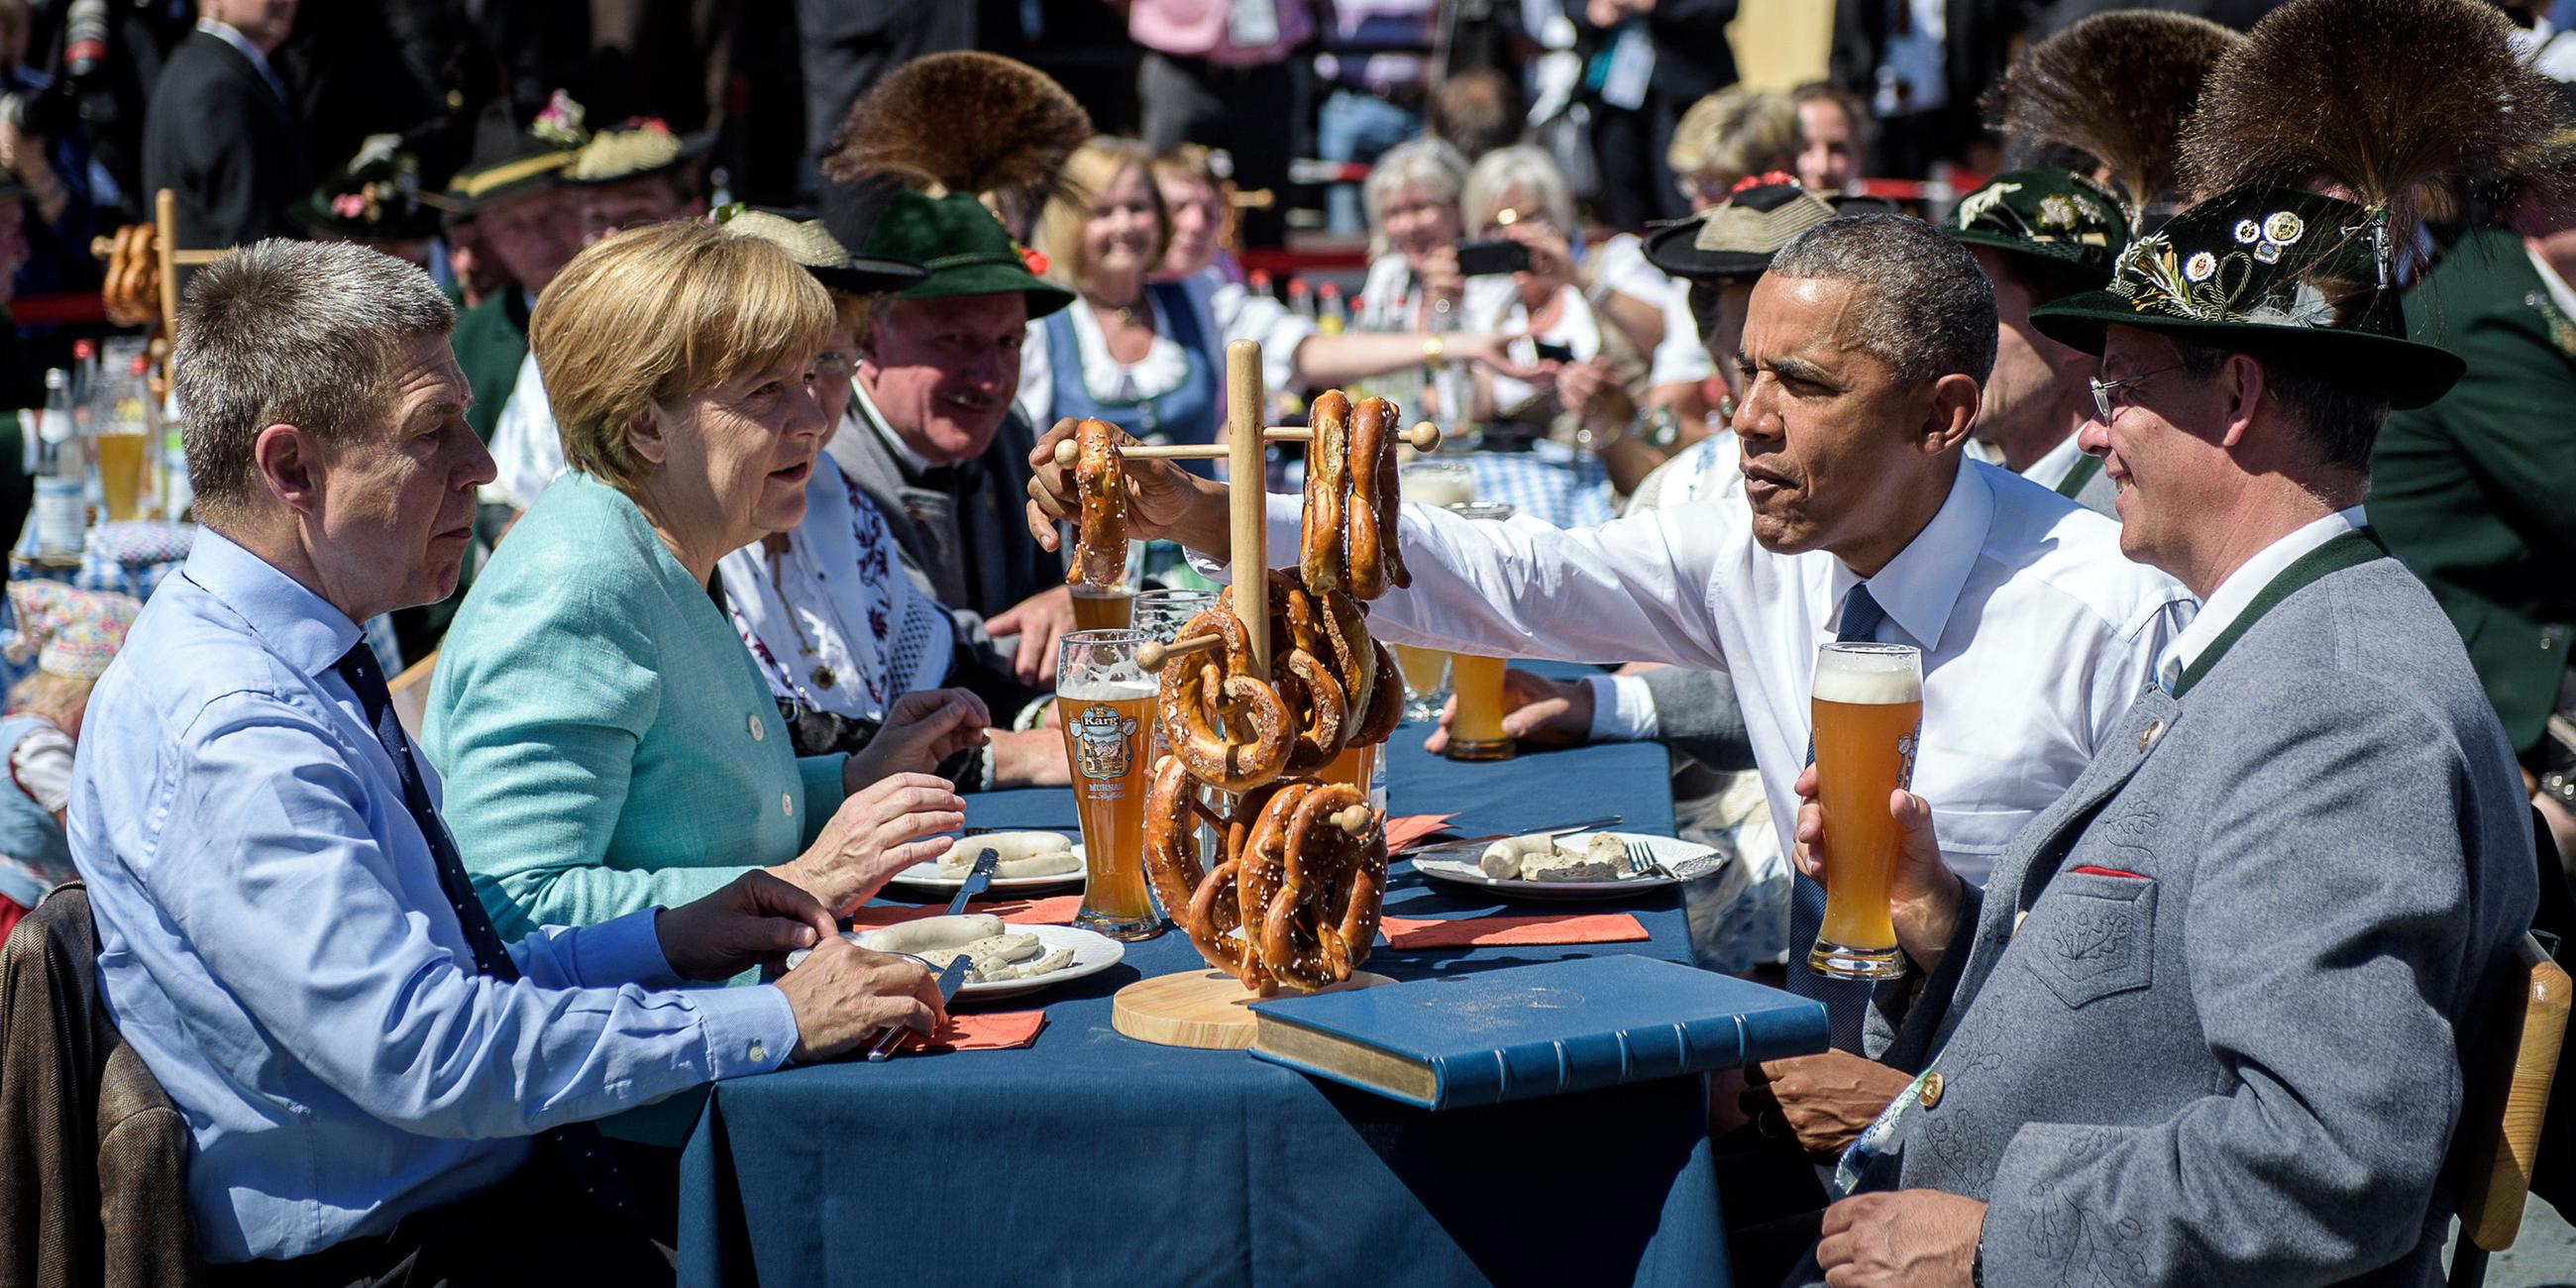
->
[563, 113, 714, 188]
[289, 135, 443, 242]
[2030, 0, 2560, 411]
[1943, 168, 2129, 287]
[847, 190, 1071, 318]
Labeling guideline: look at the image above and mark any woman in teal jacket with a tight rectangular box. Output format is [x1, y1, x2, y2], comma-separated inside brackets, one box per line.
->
[424, 221, 986, 939]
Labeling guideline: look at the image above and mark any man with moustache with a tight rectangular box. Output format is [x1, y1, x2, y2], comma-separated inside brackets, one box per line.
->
[1027, 211, 2192, 1042]
[831, 188, 1082, 687]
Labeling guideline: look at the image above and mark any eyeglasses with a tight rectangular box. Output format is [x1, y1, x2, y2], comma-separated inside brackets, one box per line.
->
[2088, 364, 2184, 423]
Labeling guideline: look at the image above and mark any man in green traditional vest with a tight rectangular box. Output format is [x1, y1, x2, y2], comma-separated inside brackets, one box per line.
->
[2373, 129, 2576, 860]
[443, 97, 585, 450]
[481, 115, 713, 519]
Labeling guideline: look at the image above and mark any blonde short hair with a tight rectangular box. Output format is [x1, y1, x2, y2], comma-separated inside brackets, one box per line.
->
[1667, 87, 1800, 191]
[7, 672, 91, 732]
[531, 220, 832, 491]
[1032, 138, 1168, 293]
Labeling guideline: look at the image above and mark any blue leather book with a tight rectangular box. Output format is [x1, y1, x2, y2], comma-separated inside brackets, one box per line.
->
[1246, 954, 1828, 1111]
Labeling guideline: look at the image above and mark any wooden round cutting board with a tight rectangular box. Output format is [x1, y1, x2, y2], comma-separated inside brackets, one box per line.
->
[1112, 968, 1395, 1049]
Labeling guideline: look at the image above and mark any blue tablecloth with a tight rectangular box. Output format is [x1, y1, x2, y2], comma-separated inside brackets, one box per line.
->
[676, 720, 1755, 1287]
[1465, 442, 1613, 529]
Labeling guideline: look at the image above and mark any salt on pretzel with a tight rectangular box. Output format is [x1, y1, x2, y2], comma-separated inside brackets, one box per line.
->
[1156, 603, 1292, 794]
[1259, 783, 1387, 991]
[1065, 417, 1127, 588]
[1300, 390, 1350, 595]
[1343, 395, 1410, 598]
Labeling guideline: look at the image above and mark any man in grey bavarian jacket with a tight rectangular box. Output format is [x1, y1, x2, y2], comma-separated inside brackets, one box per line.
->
[1792, 1, 2548, 1283]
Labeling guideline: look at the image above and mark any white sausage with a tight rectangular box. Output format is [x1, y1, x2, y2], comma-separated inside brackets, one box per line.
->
[858, 914, 1007, 955]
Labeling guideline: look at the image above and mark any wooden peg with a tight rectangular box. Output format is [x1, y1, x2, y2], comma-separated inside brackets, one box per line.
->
[1332, 804, 1373, 835]
[1134, 633, 1221, 671]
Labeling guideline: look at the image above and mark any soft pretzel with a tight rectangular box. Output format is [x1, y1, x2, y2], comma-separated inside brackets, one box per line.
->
[1350, 640, 1406, 747]
[1065, 417, 1127, 588]
[1156, 603, 1292, 793]
[1260, 783, 1386, 991]
[1274, 645, 1349, 775]
[1300, 390, 1349, 595]
[1344, 396, 1402, 598]
[1316, 587, 1379, 739]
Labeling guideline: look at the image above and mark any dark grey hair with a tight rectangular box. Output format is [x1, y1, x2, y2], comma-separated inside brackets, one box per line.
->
[1768, 212, 1997, 386]
[173, 240, 455, 523]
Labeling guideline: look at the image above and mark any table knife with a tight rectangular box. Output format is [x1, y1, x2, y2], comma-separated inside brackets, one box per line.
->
[1399, 814, 1625, 855]
[943, 848, 999, 915]
[865, 952, 970, 1063]
[965, 823, 1078, 836]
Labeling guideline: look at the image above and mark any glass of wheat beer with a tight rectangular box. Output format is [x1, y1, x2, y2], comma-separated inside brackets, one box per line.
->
[1056, 629, 1163, 940]
[1807, 641, 1923, 980]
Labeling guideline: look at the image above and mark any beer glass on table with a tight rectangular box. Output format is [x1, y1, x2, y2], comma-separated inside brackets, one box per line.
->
[1438, 502, 1518, 762]
[1056, 629, 1162, 940]
[1806, 642, 1924, 981]
[1389, 465, 1473, 722]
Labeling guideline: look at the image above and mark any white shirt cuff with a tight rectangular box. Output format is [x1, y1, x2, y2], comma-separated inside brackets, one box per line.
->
[1584, 673, 1661, 742]
[693, 983, 802, 1079]
[568, 908, 686, 991]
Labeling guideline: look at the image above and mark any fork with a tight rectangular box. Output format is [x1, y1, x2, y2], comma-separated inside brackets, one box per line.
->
[1622, 839, 1672, 880]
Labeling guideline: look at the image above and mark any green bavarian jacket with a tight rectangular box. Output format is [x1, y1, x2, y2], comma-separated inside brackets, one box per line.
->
[2373, 228, 2576, 755]
[450, 287, 533, 446]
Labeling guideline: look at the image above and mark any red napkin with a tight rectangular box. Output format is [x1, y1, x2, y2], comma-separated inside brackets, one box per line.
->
[894, 1011, 1048, 1055]
[847, 895, 1083, 930]
[1382, 813, 1457, 853]
[1379, 912, 1651, 949]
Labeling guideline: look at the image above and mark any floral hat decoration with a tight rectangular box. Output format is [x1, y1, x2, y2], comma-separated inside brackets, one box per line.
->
[2030, 0, 2556, 410]
[289, 134, 443, 242]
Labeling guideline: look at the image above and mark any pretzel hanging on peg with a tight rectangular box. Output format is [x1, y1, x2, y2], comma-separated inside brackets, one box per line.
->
[1064, 418, 1127, 588]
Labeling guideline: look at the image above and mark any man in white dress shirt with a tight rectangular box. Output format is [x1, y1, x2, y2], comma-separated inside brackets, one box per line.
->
[1025, 210, 2191, 994]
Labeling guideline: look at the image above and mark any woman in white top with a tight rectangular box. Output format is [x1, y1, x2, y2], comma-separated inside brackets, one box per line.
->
[1018, 137, 1528, 459]
[1456, 145, 1596, 424]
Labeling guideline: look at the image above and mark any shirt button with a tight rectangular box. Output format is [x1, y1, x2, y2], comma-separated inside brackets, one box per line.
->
[748, 1042, 768, 1063]
[781, 792, 795, 817]
[1919, 1071, 1945, 1109]
[749, 714, 765, 741]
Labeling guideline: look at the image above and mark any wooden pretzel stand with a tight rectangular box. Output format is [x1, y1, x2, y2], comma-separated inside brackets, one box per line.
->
[1098, 339, 1437, 1049]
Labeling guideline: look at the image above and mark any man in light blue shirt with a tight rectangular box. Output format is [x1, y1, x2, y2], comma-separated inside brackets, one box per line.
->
[68, 240, 944, 1280]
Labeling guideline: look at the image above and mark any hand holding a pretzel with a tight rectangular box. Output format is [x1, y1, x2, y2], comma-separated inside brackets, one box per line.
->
[1024, 418, 1231, 556]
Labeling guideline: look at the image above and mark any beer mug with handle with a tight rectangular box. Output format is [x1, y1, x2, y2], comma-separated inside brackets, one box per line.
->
[1057, 629, 1163, 940]
[1807, 641, 1923, 980]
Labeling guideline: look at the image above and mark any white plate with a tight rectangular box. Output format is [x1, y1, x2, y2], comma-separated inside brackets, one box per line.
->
[1408, 831, 1725, 902]
[889, 838, 1089, 893]
[785, 922, 1127, 1002]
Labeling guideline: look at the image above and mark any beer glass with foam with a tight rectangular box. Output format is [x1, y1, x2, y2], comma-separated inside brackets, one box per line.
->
[1056, 629, 1162, 940]
[1807, 642, 1923, 980]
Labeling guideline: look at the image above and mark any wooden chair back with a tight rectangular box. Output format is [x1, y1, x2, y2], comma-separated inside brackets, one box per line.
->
[2458, 932, 2572, 1254]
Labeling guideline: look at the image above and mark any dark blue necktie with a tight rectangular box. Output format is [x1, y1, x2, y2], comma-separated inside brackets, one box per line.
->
[333, 645, 638, 1222]
[1785, 586, 1886, 1053]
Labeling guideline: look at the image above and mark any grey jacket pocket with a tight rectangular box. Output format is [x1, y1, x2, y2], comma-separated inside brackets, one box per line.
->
[2016, 872, 2156, 1009]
